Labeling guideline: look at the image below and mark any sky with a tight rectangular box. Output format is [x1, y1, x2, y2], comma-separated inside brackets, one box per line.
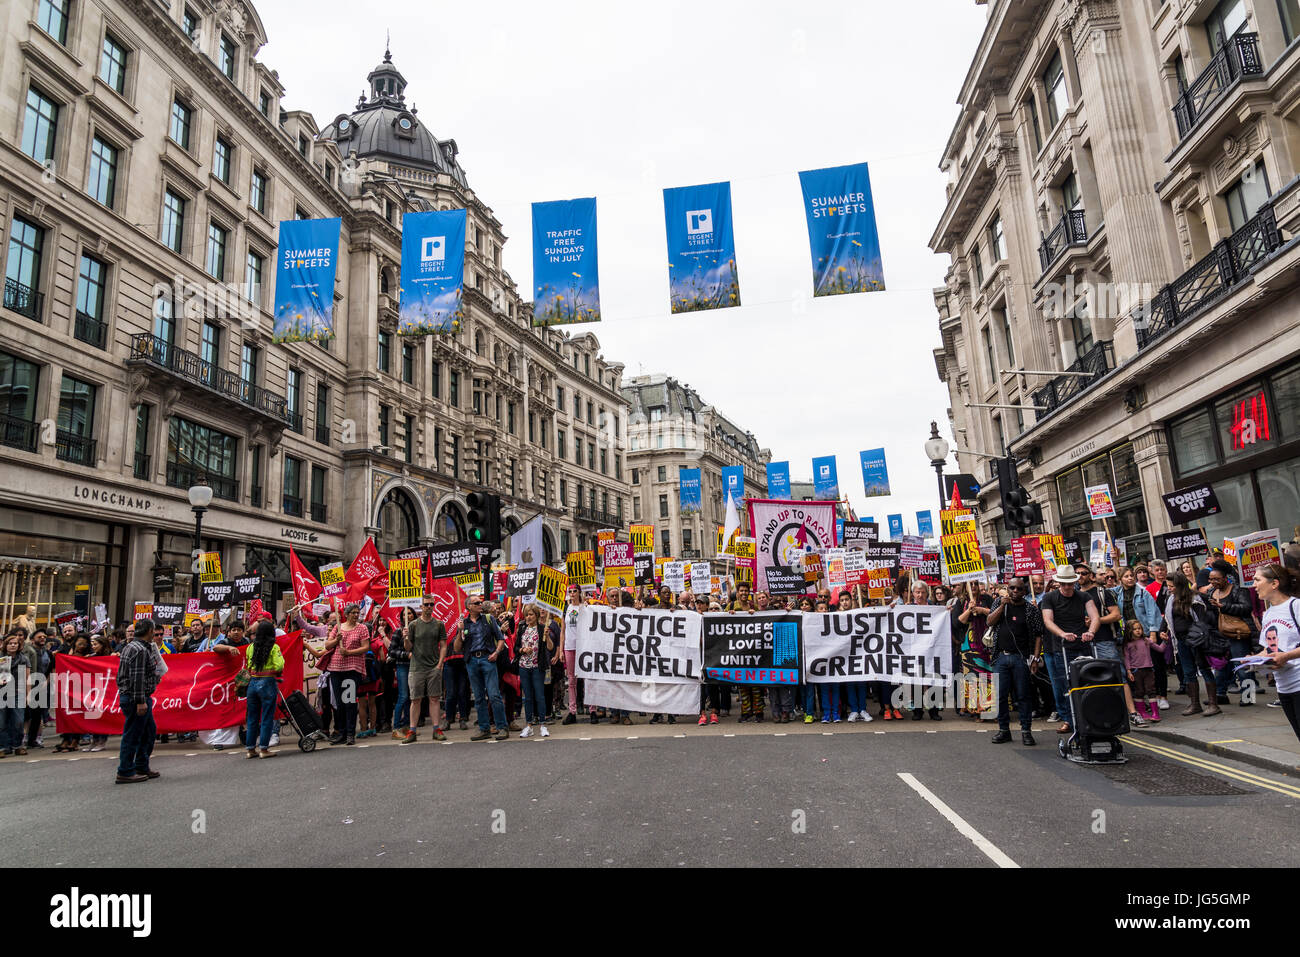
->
[259, 0, 992, 536]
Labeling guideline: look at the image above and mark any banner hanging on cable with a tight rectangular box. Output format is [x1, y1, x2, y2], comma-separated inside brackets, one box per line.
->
[532, 197, 601, 327]
[812, 456, 839, 501]
[663, 181, 740, 314]
[679, 468, 703, 516]
[798, 162, 885, 297]
[273, 218, 341, 343]
[766, 462, 791, 499]
[399, 209, 466, 335]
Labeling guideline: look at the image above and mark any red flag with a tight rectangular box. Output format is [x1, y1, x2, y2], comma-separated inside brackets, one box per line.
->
[347, 537, 387, 584]
[248, 598, 266, 622]
[289, 548, 323, 607]
[950, 482, 964, 510]
[427, 577, 467, 640]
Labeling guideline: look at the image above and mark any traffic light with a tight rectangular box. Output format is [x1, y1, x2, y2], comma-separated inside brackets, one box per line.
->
[466, 492, 502, 549]
[998, 455, 1042, 534]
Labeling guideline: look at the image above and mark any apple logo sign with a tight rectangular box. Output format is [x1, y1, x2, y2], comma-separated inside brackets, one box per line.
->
[521, 548, 534, 564]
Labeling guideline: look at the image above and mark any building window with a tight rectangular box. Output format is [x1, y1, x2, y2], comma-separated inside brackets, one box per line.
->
[982, 327, 996, 382]
[182, 7, 198, 38]
[170, 99, 192, 150]
[431, 361, 441, 400]
[153, 293, 175, 351]
[988, 216, 1006, 263]
[378, 404, 390, 449]
[402, 342, 415, 384]
[39, 0, 70, 43]
[133, 404, 151, 479]
[529, 412, 536, 443]
[474, 439, 484, 483]
[6, 217, 45, 320]
[574, 433, 582, 465]
[56, 375, 96, 465]
[1282, 0, 1300, 44]
[286, 368, 302, 429]
[1026, 95, 1043, 153]
[661, 531, 671, 557]
[1206, 0, 1248, 52]
[557, 428, 566, 457]
[473, 388, 482, 416]
[1043, 50, 1068, 129]
[240, 343, 259, 384]
[659, 493, 669, 518]
[258, 89, 270, 117]
[449, 370, 460, 407]
[283, 456, 302, 516]
[432, 427, 442, 471]
[657, 465, 666, 482]
[573, 393, 581, 417]
[1069, 303, 1094, 357]
[205, 222, 228, 279]
[971, 241, 984, 286]
[22, 88, 59, 165]
[0, 351, 40, 448]
[377, 331, 391, 374]
[75, 254, 107, 341]
[560, 478, 568, 505]
[218, 33, 237, 80]
[600, 448, 607, 474]
[451, 434, 459, 478]
[250, 169, 267, 214]
[244, 251, 264, 305]
[999, 308, 1015, 367]
[315, 382, 330, 444]
[403, 414, 416, 464]
[167, 416, 239, 501]
[298, 134, 309, 158]
[86, 136, 118, 207]
[631, 467, 639, 485]
[508, 402, 516, 435]
[557, 385, 564, 407]
[99, 33, 128, 94]
[586, 399, 594, 425]
[212, 136, 232, 184]
[1061, 172, 1081, 211]
[200, 321, 221, 372]
[587, 442, 595, 471]
[161, 189, 186, 253]
[310, 465, 326, 522]
[1224, 160, 1271, 233]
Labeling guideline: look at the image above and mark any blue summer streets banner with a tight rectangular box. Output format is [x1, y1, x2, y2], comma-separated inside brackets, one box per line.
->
[663, 182, 740, 314]
[399, 209, 466, 335]
[273, 218, 341, 343]
[798, 163, 885, 298]
[532, 197, 601, 327]
[679, 468, 703, 516]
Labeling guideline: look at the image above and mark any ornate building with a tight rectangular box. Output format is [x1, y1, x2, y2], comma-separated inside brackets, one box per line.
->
[931, 0, 1299, 560]
[0, 0, 630, 627]
[622, 374, 770, 563]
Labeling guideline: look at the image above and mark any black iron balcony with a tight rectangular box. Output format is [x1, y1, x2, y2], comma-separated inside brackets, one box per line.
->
[0, 413, 39, 452]
[283, 494, 303, 518]
[133, 452, 151, 480]
[310, 502, 327, 523]
[74, 310, 108, 349]
[1172, 33, 1263, 140]
[1136, 202, 1282, 350]
[55, 430, 97, 466]
[166, 460, 239, 502]
[1039, 209, 1088, 273]
[127, 333, 294, 428]
[315, 422, 329, 445]
[287, 410, 303, 434]
[4, 278, 43, 321]
[1031, 340, 1116, 417]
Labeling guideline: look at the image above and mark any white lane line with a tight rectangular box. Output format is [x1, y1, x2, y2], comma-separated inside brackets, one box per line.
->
[896, 772, 1019, 869]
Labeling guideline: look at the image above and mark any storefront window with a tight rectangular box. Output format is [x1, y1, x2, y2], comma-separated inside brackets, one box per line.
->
[1169, 410, 1218, 476]
[1054, 444, 1152, 564]
[1081, 453, 1111, 492]
[1056, 469, 1085, 517]
[1197, 474, 1258, 548]
[1214, 385, 1275, 464]
[1111, 444, 1139, 493]
[0, 512, 126, 629]
[1258, 455, 1300, 539]
[154, 532, 223, 605]
[1272, 363, 1300, 443]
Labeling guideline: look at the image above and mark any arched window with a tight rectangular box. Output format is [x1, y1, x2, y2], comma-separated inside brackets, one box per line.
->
[541, 527, 556, 566]
[434, 501, 466, 544]
[474, 331, 483, 356]
[376, 488, 419, 559]
[380, 269, 390, 295]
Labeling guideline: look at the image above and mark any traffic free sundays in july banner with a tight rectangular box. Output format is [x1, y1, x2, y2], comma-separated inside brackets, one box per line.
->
[532, 197, 601, 326]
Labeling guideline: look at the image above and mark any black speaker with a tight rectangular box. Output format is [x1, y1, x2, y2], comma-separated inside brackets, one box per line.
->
[1068, 657, 1129, 737]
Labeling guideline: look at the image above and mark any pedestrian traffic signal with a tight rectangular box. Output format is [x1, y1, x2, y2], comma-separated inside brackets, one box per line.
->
[997, 456, 1042, 533]
[466, 491, 502, 548]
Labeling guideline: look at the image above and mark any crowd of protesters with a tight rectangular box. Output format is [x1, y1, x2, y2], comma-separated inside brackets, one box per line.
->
[1, 542, 1297, 780]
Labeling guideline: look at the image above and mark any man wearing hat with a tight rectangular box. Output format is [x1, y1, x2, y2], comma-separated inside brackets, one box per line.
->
[1038, 564, 1100, 735]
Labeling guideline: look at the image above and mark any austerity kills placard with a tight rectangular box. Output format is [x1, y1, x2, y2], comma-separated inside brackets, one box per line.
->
[388, 558, 423, 609]
[429, 543, 478, 578]
[566, 551, 597, 590]
[1157, 529, 1208, 561]
[803, 607, 952, 686]
[572, 607, 702, 714]
[1161, 483, 1220, 526]
[702, 612, 802, 684]
[630, 524, 655, 556]
[534, 565, 568, 617]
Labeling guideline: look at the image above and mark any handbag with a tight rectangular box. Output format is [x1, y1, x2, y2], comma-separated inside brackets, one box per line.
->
[1186, 603, 1230, 657]
[234, 668, 251, 699]
[1216, 610, 1251, 641]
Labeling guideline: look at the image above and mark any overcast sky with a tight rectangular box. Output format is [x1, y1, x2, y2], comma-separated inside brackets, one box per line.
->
[260, 0, 991, 535]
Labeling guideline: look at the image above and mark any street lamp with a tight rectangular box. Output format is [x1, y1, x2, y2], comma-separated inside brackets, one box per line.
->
[923, 421, 951, 515]
[188, 478, 213, 594]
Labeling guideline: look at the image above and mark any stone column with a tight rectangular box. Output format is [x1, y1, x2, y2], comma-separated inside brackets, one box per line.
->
[1131, 425, 1176, 539]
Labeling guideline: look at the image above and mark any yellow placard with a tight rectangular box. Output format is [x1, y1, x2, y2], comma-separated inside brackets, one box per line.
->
[388, 558, 423, 608]
[942, 530, 986, 582]
[199, 551, 222, 583]
[535, 564, 569, 616]
[319, 562, 346, 588]
[866, 564, 895, 600]
[133, 602, 153, 621]
[940, 508, 974, 538]
[715, 525, 737, 556]
[630, 524, 655, 555]
[566, 551, 596, 587]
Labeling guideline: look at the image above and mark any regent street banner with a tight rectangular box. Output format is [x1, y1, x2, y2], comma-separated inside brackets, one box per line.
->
[798, 162, 885, 298]
[722, 465, 745, 501]
[802, 608, 952, 686]
[571, 607, 702, 715]
[663, 181, 740, 314]
[766, 461, 791, 499]
[679, 468, 703, 516]
[812, 455, 839, 501]
[532, 197, 601, 326]
[747, 499, 838, 596]
[399, 209, 466, 335]
[273, 217, 341, 343]
[702, 612, 803, 685]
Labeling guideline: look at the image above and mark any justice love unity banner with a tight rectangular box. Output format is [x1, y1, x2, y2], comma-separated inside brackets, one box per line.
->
[663, 181, 740, 314]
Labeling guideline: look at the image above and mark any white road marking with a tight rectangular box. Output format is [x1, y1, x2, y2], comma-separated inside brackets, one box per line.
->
[896, 772, 1018, 869]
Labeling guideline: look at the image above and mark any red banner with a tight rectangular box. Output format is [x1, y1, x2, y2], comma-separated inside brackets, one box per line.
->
[289, 548, 323, 607]
[347, 537, 388, 584]
[53, 633, 304, 735]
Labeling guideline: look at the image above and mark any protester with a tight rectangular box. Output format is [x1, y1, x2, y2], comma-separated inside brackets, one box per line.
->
[1122, 618, 1165, 724]
[986, 578, 1041, 745]
[443, 605, 472, 732]
[1205, 559, 1255, 705]
[1164, 571, 1220, 717]
[0, 631, 31, 757]
[559, 586, 591, 725]
[389, 609, 413, 739]
[243, 620, 284, 759]
[1255, 563, 1300, 743]
[1039, 565, 1100, 734]
[402, 596, 448, 744]
[905, 580, 942, 720]
[23, 628, 53, 749]
[114, 619, 161, 783]
[196, 620, 248, 750]
[84, 634, 114, 752]
[516, 604, 552, 738]
[456, 595, 508, 741]
[325, 603, 370, 746]
[355, 618, 389, 738]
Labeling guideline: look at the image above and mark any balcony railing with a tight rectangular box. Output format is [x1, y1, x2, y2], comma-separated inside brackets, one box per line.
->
[74, 310, 108, 349]
[310, 502, 327, 523]
[1136, 203, 1283, 350]
[127, 333, 293, 427]
[133, 452, 151, 480]
[1039, 209, 1088, 273]
[166, 460, 239, 502]
[0, 413, 39, 452]
[287, 411, 303, 434]
[55, 430, 97, 466]
[4, 278, 43, 322]
[315, 423, 329, 445]
[1172, 33, 1263, 140]
[1031, 340, 1116, 417]
[283, 494, 303, 517]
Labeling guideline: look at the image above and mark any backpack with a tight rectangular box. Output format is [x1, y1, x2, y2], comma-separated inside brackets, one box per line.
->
[1186, 600, 1229, 657]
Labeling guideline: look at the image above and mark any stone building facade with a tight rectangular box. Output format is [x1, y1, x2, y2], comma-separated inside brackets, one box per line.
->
[930, 0, 1300, 561]
[0, 0, 630, 626]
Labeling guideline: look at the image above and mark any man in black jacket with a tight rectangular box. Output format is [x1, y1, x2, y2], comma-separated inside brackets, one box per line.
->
[986, 578, 1044, 746]
[115, 619, 162, 784]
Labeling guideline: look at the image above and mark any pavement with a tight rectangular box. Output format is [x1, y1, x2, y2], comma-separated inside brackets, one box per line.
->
[1139, 691, 1300, 777]
[3, 710, 1299, 867]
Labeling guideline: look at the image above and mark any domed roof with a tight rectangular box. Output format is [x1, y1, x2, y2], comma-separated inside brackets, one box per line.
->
[319, 49, 468, 187]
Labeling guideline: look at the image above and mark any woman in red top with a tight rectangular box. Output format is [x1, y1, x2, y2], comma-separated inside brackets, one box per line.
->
[324, 603, 370, 745]
[355, 618, 389, 738]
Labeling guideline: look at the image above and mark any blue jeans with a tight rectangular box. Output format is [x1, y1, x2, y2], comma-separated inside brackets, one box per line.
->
[465, 655, 506, 732]
[1216, 638, 1252, 697]
[844, 682, 867, 713]
[1, 705, 24, 752]
[1176, 637, 1218, 694]
[1045, 646, 1072, 728]
[818, 685, 839, 718]
[520, 665, 546, 724]
[443, 659, 471, 722]
[993, 652, 1032, 732]
[393, 663, 411, 730]
[245, 677, 279, 750]
[802, 684, 817, 714]
[116, 694, 156, 776]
